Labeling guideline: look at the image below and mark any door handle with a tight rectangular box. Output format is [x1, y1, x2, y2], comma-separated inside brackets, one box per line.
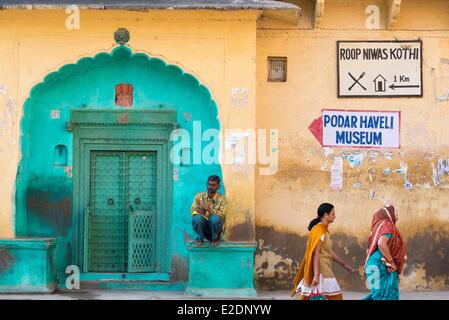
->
[129, 205, 134, 213]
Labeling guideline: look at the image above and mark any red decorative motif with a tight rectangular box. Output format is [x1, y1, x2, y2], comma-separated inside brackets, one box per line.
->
[115, 83, 133, 107]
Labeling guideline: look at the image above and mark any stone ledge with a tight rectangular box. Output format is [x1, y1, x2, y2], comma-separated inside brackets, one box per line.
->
[0, 237, 59, 293]
[185, 240, 258, 298]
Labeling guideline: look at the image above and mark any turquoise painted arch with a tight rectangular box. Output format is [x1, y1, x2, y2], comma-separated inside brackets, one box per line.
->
[16, 45, 223, 283]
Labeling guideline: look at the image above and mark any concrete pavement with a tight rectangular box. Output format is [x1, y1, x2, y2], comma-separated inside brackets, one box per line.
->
[0, 290, 447, 300]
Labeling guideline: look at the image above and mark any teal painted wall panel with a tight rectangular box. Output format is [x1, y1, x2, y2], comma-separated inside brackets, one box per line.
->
[0, 238, 58, 292]
[15, 46, 223, 288]
[186, 242, 258, 297]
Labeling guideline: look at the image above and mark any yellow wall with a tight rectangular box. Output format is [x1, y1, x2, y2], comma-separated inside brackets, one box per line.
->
[0, 9, 259, 240]
[255, 0, 449, 290]
[1, 0, 448, 291]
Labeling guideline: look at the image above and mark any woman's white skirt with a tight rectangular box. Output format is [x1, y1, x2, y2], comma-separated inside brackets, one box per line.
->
[296, 274, 342, 296]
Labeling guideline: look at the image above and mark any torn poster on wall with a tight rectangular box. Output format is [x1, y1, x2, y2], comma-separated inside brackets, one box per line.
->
[432, 158, 449, 187]
[347, 153, 365, 168]
[438, 158, 449, 177]
[309, 109, 401, 148]
[330, 156, 344, 190]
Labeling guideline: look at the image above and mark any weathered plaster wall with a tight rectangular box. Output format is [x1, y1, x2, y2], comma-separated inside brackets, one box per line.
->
[1, 1, 448, 292]
[255, 0, 449, 291]
[0, 9, 259, 284]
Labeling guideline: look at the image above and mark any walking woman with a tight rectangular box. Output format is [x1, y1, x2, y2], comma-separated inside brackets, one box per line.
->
[291, 203, 355, 300]
[363, 203, 406, 300]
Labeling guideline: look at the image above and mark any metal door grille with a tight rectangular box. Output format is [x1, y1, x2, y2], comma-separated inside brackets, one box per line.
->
[87, 151, 157, 273]
[128, 210, 156, 272]
[88, 152, 127, 272]
[128, 153, 157, 272]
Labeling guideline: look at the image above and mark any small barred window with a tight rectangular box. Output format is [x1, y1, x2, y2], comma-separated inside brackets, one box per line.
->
[267, 57, 287, 82]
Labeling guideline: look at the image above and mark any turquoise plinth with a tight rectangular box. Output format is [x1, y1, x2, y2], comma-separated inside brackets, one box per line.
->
[0, 238, 58, 292]
[185, 241, 258, 298]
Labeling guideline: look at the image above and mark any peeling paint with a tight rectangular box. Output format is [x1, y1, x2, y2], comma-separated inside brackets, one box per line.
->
[438, 158, 449, 177]
[369, 151, 379, 162]
[254, 227, 306, 290]
[405, 179, 413, 190]
[255, 224, 449, 291]
[432, 163, 440, 187]
[255, 226, 368, 291]
[330, 156, 343, 190]
[393, 162, 407, 175]
[231, 87, 249, 108]
[347, 153, 365, 168]
[324, 147, 334, 158]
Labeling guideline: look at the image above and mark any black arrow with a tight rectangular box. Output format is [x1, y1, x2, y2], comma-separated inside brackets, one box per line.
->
[389, 83, 420, 90]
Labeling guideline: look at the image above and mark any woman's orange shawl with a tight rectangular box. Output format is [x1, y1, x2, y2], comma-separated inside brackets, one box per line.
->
[290, 223, 328, 297]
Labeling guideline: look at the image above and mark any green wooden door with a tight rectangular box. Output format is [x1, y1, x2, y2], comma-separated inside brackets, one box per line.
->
[88, 152, 127, 272]
[88, 151, 157, 273]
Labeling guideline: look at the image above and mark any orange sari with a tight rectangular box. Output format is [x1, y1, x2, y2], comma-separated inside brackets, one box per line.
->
[290, 223, 328, 297]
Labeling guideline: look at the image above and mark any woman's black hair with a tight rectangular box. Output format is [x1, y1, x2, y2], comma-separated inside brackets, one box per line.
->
[307, 203, 335, 231]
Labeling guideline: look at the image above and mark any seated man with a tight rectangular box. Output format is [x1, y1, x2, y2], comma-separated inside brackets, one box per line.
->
[191, 175, 227, 246]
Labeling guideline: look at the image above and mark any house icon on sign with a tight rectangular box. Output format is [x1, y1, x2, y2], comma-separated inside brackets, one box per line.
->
[373, 74, 387, 92]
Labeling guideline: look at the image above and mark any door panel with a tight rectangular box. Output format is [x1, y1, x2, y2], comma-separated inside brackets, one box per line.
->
[128, 209, 156, 272]
[88, 152, 127, 272]
[87, 151, 157, 273]
[127, 153, 157, 272]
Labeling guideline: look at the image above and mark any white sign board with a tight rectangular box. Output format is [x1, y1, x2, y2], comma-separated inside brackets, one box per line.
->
[338, 41, 422, 97]
[322, 109, 401, 148]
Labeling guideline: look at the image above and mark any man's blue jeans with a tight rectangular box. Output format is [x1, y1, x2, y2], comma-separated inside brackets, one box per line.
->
[192, 214, 223, 241]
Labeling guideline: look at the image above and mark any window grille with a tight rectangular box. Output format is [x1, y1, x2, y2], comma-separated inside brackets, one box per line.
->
[267, 57, 287, 82]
